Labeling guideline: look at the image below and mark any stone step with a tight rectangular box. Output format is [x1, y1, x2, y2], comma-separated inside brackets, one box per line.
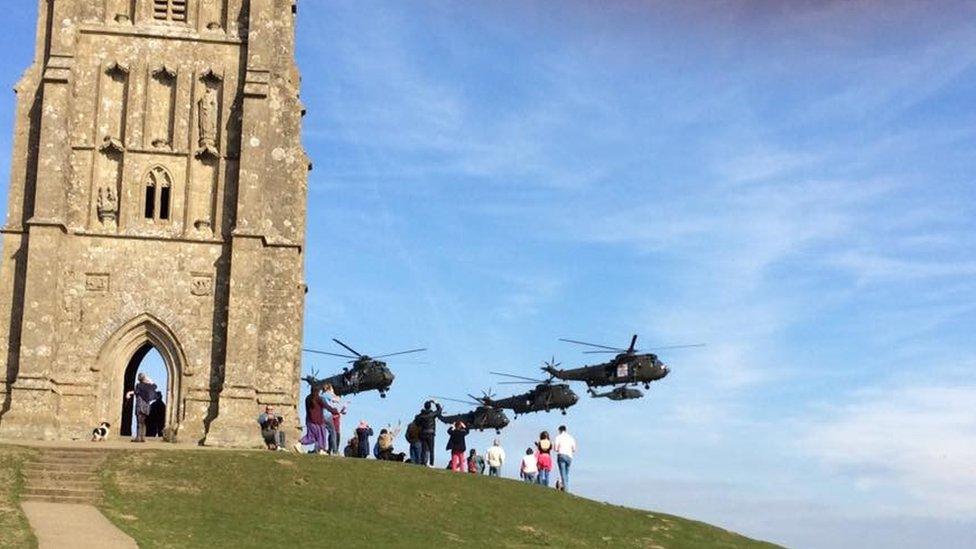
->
[41, 452, 106, 461]
[20, 493, 100, 504]
[23, 487, 102, 500]
[22, 469, 98, 481]
[28, 455, 103, 463]
[26, 479, 100, 490]
[24, 461, 101, 470]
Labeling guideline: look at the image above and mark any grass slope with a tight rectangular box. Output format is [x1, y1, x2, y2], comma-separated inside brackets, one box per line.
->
[99, 450, 779, 548]
[0, 445, 37, 549]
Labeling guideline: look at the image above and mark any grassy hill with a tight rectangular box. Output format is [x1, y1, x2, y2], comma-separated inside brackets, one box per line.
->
[1, 444, 779, 548]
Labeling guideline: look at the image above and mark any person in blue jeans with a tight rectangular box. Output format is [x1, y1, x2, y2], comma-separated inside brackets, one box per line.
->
[553, 425, 577, 492]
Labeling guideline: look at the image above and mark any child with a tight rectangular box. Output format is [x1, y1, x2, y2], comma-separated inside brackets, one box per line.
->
[467, 449, 485, 474]
[446, 421, 469, 472]
[323, 384, 347, 455]
[520, 448, 538, 483]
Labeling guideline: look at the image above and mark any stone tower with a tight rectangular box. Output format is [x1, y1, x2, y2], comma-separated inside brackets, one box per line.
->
[0, 0, 309, 446]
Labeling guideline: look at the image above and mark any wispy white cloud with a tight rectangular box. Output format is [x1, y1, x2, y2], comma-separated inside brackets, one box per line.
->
[800, 383, 976, 518]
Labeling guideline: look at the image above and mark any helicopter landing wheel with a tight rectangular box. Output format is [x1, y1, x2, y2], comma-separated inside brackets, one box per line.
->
[380, 392, 387, 399]
[644, 384, 650, 390]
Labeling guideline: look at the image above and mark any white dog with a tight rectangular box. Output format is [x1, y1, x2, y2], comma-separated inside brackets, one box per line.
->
[91, 421, 111, 442]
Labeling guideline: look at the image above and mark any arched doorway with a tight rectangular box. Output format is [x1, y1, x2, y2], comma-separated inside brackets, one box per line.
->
[119, 344, 170, 438]
[96, 313, 186, 438]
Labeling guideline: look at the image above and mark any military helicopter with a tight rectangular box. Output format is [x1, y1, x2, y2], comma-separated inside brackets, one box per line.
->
[588, 386, 644, 401]
[430, 392, 511, 434]
[301, 338, 426, 398]
[487, 360, 580, 417]
[550, 335, 702, 389]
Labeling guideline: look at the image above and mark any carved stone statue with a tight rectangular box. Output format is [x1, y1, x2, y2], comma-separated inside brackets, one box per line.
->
[96, 185, 118, 223]
[196, 86, 220, 159]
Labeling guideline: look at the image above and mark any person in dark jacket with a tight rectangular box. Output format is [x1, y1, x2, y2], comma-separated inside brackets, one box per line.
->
[446, 421, 469, 472]
[415, 400, 443, 467]
[355, 420, 373, 459]
[405, 421, 422, 464]
[147, 391, 166, 438]
[125, 373, 157, 442]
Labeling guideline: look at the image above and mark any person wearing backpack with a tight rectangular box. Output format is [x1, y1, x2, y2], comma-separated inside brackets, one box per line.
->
[415, 400, 443, 467]
[405, 421, 422, 464]
[446, 421, 469, 472]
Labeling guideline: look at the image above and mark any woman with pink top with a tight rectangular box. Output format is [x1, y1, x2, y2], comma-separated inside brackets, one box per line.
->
[535, 431, 553, 486]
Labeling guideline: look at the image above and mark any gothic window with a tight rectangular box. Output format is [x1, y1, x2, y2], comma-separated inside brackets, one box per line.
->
[153, 0, 188, 22]
[144, 166, 173, 222]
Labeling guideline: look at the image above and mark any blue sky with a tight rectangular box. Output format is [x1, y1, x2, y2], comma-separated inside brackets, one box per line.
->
[2, 2, 976, 548]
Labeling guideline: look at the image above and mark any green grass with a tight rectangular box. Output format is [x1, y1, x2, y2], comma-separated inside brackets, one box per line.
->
[0, 445, 37, 549]
[99, 450, 779, 548]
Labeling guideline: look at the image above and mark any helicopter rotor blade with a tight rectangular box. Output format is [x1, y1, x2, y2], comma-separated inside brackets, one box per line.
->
[302, 348, 359, 359]
[332, 339, 363, 358]
[498, 381, 546, 385]
[559, 338, 626, 352]
[431, 396, 482, 406]
[371, 348, 428, 359]
[490, 371, 545, 383]
[582, 350, 620, 354]
[644, 343, 707, 351]
[627, 334, 638, 353]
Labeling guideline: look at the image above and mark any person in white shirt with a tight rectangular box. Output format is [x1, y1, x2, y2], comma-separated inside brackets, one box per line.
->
[553, 425, 577, 492]
[485, 439, 506, 477]
[519, 448, 538, 483]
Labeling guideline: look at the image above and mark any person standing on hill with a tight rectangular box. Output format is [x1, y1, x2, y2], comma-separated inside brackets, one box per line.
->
[322, 384, 346, 455]
[147, 391, 166, 438]
[293, 384, 334, 454]
[415, 400, 443, 467]
[355, 420, 373, 459]
[446, 421, 469, 472]
[535, 431, 553, 487]
[554, 425, 577, 492]
[405, 421, 422, 464]
[467, 449, 485, 474]
[485, 439, 506, 477]
[520, 448, 538, 483]
[125, 373, 156, 443]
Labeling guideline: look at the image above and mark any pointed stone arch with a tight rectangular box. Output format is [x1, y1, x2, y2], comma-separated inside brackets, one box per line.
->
[95, 313, 186, 436]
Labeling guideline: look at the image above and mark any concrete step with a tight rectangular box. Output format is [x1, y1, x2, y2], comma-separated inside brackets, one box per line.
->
[26, 479, 100, 491]
[32, 454, 105, 464]
[22, 469, 98, 481]
[20, 493, 100, 504]
[23, 487, 102, 498]
[24, 461, 101, 471]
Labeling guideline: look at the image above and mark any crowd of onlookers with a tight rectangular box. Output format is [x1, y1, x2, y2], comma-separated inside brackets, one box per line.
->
[256, 390, 580, 492]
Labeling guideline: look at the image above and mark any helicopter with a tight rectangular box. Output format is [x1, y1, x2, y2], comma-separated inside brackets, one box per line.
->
[549, 335, 702, 389]
[431, 392, 511, 434]
[301, 338, 426, 398]
[588, 386, 644, 401]
[487, 360, 580, 417]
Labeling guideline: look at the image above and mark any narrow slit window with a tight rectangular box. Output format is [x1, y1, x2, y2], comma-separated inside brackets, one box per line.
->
[159, 186, 171, 220]
[144, 166, 174, 223]
[154, 0, 188, 22]
[144, 183, 156, 219]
